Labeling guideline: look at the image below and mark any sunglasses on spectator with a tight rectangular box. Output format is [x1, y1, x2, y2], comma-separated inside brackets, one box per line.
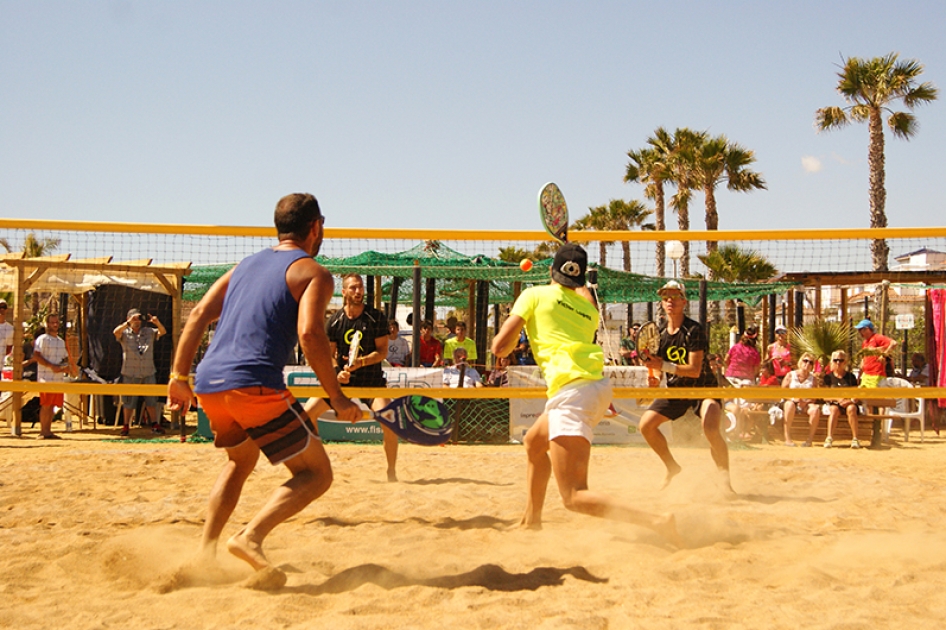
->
[801, 359, 814, 364]
[831, 358, 846, 363]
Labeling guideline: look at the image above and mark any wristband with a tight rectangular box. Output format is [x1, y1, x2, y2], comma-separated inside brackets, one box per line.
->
[169, 372, 190, 382]
[661, 361, 678, 375]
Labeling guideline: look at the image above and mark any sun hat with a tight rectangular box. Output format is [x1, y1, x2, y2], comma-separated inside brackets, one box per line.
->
[551, 243, 587, 288]
[657, 280, 687, 299]
[775, 325, 787, 334]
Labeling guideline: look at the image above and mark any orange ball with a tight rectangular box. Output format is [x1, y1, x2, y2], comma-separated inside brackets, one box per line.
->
[520, 259, 533, 272]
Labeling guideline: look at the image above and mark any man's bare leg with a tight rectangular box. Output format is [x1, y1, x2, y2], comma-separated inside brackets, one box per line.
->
[200, 439, 260, 561]
[39, 404, 55, 437]
[373, 398, 397, 482]
[700, 400, 734, 494]
[549, 435, 680, 546]
[227, 437, 334, 572]
[519, 415, 551, 529]
[639, 411, 682, 488]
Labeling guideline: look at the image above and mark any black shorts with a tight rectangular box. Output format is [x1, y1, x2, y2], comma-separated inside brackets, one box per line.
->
[324, 378, 387, 410]
[648, 398, 721, 421]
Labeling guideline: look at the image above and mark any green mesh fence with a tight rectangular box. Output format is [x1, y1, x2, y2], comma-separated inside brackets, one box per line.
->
[444, 397, 510, 444]
[183, 242, 794, 305]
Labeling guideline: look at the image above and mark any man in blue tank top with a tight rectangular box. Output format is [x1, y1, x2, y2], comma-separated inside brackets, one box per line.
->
[166, 193, 359, 590]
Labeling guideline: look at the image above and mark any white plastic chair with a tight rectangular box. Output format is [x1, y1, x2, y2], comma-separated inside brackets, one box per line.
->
[879, 377, 926, 443]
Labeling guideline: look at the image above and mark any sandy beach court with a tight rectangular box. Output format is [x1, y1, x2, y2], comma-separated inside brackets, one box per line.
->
[2, 426, 945, 629]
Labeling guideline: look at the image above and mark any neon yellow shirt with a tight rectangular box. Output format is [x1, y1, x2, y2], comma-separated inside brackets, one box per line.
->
[511, 284, 603, 396]
[443, 336, 477, 361]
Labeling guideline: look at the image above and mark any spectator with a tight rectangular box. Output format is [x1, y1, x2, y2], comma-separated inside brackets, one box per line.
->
[443, 321, 477, 365]
[418, 320, 443, 367]
[33, 313, 70, 439]
[113, 308, 167, 436]
[724, 326, 761, 386]
[444, 316, 458, 340]
[767, 325, 793, 378]
[515, 329, 535, 366]
[822, 349, 861, 449]
[619, 323, 640, 366]
[758, 361, 779, 386]
[723, 326, 761, 439]
[855, 319, 897, 389]
[0, 299, 13, 359]
[442, 347, 483, 388]
[781, 352, 821, 447]
[485, 353, 511, 388]
[385, 320, 411, 367]
[907, 353, 929, 386]
[706, 353, 727, 387]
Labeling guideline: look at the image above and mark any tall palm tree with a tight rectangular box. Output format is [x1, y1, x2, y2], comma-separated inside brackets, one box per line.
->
[698, 245, 778, 324]
[691, 134, 767, 255]
[815, 53, 938, 271]
[666, 128, 705, 278]
[626, 127, 675, 277]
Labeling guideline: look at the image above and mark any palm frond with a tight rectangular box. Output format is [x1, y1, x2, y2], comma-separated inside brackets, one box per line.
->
[788, 320, 855, 366]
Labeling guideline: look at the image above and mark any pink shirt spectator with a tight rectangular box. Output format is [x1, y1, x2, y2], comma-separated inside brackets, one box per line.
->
[725, 343, 760, 380]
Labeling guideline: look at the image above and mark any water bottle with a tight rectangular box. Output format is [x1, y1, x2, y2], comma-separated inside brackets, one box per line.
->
[65, 418, 73, 432]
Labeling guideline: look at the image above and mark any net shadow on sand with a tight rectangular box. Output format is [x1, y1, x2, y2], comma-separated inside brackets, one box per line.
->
[286, 563, 608, 595]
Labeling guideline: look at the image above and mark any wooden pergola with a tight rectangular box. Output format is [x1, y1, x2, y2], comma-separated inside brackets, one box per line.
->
[0, 253, 191, 434]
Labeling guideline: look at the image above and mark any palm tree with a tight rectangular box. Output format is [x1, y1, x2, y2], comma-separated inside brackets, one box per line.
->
[626, 127, 676, 277]
[815, 53, 938, 271]
[574, 199, 654, 272]
[665, 128, 705, 278]
[571, 207, 611, 266]
[698, 245, 778, 324]
[691, 134, 766, 255]
[1, 233, 62, 316]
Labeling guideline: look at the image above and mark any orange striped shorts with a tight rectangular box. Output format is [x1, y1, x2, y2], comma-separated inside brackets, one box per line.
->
[197, 387, 318, 465]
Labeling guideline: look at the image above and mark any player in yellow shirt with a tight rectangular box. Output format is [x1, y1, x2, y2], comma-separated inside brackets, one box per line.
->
[492, 243, 678, 543]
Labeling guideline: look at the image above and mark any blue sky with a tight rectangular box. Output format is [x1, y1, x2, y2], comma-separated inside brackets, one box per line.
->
[2, 1, 944, 231]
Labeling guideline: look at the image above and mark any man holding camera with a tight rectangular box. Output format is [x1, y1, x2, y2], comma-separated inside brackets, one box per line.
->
[114, 308, 166, 436]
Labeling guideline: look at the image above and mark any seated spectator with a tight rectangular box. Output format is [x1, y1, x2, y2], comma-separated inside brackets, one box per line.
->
[706, 353, 726, 387]
[822, 349, 861, 449]
[485, 353, 511, 388]
[768, 325, 793, 378]
[418, 320, 443, 367]
[385, 320, 411, 367]
[758, 361, 779, 386]
[907, 353, 929, 386]
[442, 347, 483, 388]
[781, 352, 821, 447]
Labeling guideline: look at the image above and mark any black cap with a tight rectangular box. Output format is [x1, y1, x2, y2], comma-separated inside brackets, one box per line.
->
[551, 243, 587, 288]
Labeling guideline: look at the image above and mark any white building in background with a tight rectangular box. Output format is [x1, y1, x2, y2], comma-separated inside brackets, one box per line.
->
[815, 248, 945, 321]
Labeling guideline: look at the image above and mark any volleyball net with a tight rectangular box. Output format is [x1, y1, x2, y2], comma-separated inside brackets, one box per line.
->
[1, 218, 945, 438]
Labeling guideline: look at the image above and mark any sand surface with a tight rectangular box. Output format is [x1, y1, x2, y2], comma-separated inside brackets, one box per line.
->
[2, 425, 945, 629]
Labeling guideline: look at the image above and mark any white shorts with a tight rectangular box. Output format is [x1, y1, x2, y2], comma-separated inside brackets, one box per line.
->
[545, 378, 613, 443]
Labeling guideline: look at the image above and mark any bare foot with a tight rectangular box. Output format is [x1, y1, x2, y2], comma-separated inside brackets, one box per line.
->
[387, 470, 398, 482]
[243, 566, 287, 591]
[227, 529, 270, 572]
[518, 510, 543, 530]
[660, 462, 683, 489]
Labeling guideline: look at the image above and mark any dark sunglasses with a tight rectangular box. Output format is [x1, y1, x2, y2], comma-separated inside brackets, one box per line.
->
[801, 359, 814, 365]
[831, 358, 846, 363]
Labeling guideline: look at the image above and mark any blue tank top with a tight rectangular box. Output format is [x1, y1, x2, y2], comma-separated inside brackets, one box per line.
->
[194, 248, 309, 394]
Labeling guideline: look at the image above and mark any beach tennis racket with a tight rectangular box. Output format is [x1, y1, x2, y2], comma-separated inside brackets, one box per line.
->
[347, 330, 363, 369]
[636, 321, 660, 406]
[363, 395, 454, 446]
[539, 182, 569, 243]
